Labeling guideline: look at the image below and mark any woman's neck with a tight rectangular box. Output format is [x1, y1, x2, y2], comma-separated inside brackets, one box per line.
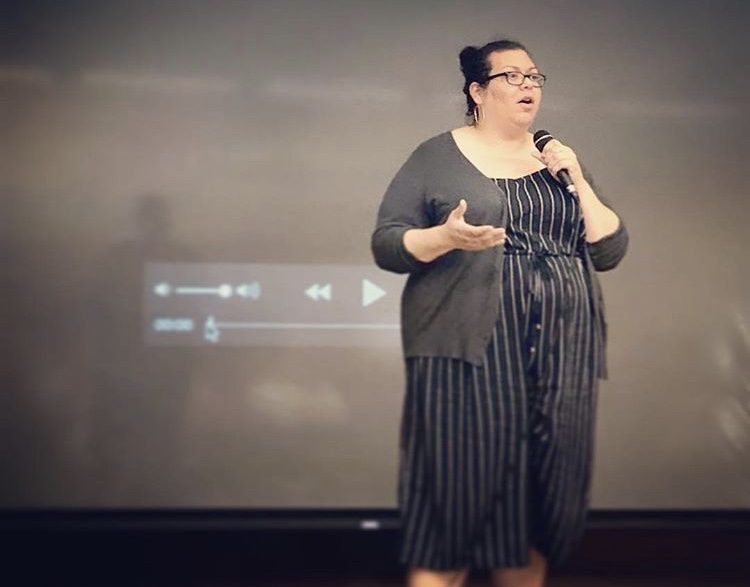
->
[471, 122, 530, 152]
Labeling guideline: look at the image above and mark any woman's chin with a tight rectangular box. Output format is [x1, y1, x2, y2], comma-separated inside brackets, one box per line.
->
[511, 113, 537, 129]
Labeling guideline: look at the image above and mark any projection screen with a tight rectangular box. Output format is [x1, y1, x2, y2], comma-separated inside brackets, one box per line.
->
[1, 0, 748, 511]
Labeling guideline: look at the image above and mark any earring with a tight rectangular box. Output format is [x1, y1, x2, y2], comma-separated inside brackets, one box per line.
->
[473, 105, 482, 125]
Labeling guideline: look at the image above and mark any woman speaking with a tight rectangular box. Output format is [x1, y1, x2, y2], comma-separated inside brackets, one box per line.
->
[371, 39, 628, 587]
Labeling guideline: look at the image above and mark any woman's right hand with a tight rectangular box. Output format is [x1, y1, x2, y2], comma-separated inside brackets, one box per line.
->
[440, 199, 506, 251]
[402, 199, 506, 263]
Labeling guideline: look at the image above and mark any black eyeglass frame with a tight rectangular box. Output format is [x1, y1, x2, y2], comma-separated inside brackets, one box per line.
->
[486, 72, 547, 87]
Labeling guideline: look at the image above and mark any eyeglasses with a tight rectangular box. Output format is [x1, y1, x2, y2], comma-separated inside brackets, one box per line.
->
[487, 72, 547, 87]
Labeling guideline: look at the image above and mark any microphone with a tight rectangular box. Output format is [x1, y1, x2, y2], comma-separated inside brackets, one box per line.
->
[533, 129, 577, 196]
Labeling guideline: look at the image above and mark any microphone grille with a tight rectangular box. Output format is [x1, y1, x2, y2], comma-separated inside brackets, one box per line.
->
[533, 130, 554, 152]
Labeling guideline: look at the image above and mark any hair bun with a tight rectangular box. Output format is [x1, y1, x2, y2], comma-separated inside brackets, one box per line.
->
[459, 45, 481, 74]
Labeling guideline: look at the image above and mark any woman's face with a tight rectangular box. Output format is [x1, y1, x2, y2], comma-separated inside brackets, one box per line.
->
[472, 49, 542, 131]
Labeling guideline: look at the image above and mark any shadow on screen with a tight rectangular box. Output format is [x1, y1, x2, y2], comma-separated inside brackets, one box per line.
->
[84, 193, 197, 505]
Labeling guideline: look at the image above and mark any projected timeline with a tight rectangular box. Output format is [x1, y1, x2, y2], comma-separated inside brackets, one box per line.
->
[145, 263, 406, 347]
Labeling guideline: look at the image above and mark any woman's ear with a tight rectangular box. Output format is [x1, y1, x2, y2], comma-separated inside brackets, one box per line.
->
[469, 81, 484, 106]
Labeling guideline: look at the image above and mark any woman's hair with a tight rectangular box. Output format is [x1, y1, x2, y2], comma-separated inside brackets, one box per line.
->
[459, 39, 530, 117]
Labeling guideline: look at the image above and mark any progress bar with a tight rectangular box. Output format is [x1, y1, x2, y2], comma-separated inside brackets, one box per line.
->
[204, 316, 400, 343]
[214, 322, 399, 330]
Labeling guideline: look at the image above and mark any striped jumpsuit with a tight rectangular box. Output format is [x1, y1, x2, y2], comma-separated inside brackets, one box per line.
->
[398, 168, 599, 571]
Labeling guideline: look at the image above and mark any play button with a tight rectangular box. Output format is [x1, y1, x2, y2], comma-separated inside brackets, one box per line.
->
[362, 279, 386, 307]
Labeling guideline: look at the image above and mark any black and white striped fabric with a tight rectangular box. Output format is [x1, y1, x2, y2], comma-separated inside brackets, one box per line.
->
[398, 168, 599, 571]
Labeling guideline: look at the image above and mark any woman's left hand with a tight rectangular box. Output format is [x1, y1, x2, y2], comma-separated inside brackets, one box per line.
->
[531, 139, 585, 188]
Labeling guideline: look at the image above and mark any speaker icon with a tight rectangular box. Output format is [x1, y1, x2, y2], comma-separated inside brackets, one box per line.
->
[236, 282, 261, 300]
[153, 282, 172, 297]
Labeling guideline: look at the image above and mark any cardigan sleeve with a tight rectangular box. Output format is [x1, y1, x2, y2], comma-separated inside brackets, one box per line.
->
[587, 219, 629, 271]
[371, 145, 433, 274]
[581, 164, 629, 271]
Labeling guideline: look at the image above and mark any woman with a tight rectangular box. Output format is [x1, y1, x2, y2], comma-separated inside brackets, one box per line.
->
[371, 40, 628, 587]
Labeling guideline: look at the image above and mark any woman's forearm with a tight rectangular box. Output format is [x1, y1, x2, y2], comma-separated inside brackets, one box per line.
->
[576, 179, 621, 243]
[403, 225, 454, 263]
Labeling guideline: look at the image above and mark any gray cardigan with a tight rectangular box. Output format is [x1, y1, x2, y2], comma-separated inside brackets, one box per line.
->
[371, 131, 628, 378]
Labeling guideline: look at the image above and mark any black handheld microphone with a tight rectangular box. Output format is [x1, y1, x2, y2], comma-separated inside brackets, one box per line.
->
[533, 129, 577, 196]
